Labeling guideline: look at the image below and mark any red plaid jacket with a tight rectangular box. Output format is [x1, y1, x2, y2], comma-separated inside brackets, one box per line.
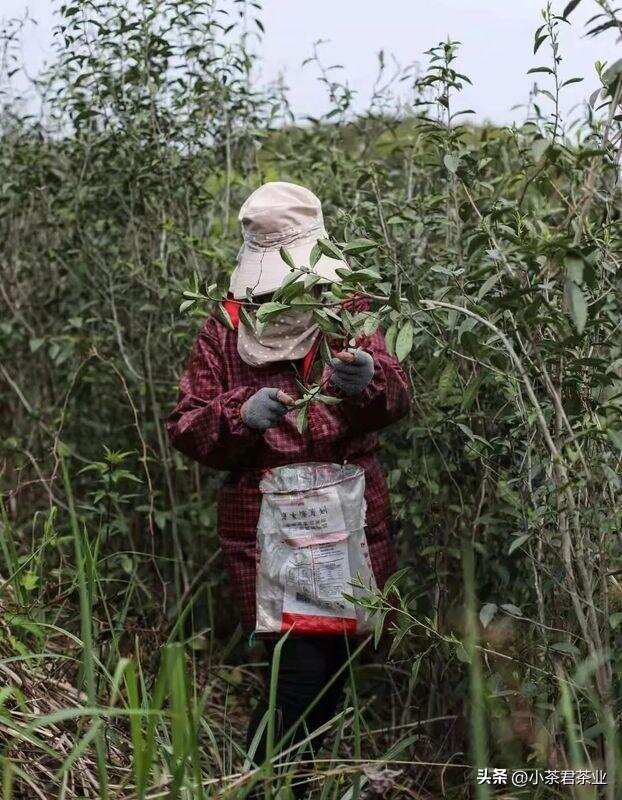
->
[166, 305, 411, 631]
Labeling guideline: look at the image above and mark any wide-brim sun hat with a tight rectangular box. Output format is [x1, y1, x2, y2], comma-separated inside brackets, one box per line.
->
[228, 181, 346, 299]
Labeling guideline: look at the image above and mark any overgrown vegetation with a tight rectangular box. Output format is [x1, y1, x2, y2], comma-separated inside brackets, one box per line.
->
[1, 0, 622, 797]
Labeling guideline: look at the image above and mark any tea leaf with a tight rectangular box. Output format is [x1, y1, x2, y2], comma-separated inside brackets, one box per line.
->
[395, 320, 414, 362]
[565, 280, 587, 335]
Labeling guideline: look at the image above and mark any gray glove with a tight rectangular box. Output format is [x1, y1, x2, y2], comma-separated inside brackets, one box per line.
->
[241, 387, 294, 431]
[329, 349, 375, 395]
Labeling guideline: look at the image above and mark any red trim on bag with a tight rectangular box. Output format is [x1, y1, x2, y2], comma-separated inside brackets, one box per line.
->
[280, 612, 357, 634]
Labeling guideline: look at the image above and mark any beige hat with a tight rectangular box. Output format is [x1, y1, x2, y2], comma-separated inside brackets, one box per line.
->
[228, 181, 346, 299]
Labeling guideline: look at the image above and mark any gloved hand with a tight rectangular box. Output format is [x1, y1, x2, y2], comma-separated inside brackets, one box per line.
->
[241, 387, 295, 431]
[329, 349, 374, 396]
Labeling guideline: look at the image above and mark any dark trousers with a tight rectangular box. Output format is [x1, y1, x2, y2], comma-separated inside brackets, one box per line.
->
[246, 635, 354, 799]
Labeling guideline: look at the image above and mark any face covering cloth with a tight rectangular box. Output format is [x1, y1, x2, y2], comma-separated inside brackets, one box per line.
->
[237, 306, 319, 367]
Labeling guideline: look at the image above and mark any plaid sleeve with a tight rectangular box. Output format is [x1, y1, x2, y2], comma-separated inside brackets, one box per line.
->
[166, 321, 261, 469]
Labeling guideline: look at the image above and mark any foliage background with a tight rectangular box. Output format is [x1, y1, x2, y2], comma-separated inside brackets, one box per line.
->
[1, 0, 622, 797]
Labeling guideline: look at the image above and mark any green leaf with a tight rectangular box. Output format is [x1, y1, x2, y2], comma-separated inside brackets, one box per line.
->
[550, 641, 580, 656]
[239, 306, 255, 330]
[279, 247, 296, 269]
[461, 375, 482, 411]
[179, 299, 195, 313]
[314, 394, 342, 405]
[382, 567, 410, 597]
[531, 139, 549, 162]
[609, 612, 622, 629]
[607, 429, 622, 451]
[443, 154, 460, 174]
[479, 603, 497, 628]
[276, 277, 307, 304]
[533, 26, 547, 54]
[20, 572, 39, 591]
[385, 323, 398, 356]
[275, 270, 302, 292]
[341, 238, 378, 256]
[437, 361, 456, 402]
[587, 20, 619, 37]
[362, 312, 380, 336]
[388, 290, 402, 313]
[215, 303, 234, 330]
[565, 280, 587, 335]
[309, 242, 322, 268]
[477, 272, 502, 300]
[538, 89, 557, 102]
[29, 338, 45, 353]
[348, 268, 382, 284]
[296, 405, 308, 434]
[456, 422, 474, 440]
[563, 0, 582, 18]
[565, 255, 584, 285]
[500, 603, 522, 617]
[602, 464, 620, 490]
[395, 320, 414, 362]
[313, 308, 343, 335]
[602, 59, 622, 87]
[317, 238, 345, 261]
[373, 609, 389, 649]
[335, 267, 352, 280]
[527, 66, 555, 76]
[455, 643, 471, 664]
[320, 336, 332, 364]
[508, 533, 531, 555]
[388, 624, 415, 658]
[256, 301, 290, 320]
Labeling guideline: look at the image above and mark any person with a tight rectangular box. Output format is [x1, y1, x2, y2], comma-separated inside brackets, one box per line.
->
[166, 181, 411, 797]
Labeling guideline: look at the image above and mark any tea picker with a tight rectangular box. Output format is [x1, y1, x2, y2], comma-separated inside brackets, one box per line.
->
[166, 181, 411, 798]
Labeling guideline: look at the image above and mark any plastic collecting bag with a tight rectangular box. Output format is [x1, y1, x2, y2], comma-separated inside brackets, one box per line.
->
[255, 462, 378, 635]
